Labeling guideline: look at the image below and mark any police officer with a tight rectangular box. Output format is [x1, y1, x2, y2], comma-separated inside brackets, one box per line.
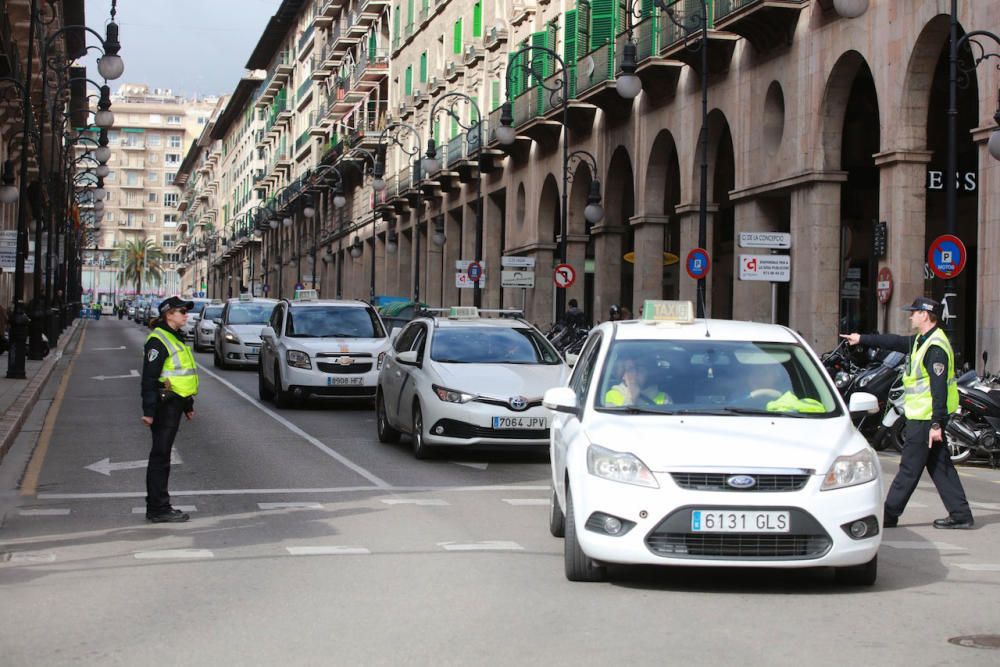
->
[841, 296, 974, 529]
[141, 296, 198, 523]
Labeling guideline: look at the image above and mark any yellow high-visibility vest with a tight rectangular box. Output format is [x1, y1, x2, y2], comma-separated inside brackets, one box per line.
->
[902, 328, 958, 420]
[146, 328, 199, 398]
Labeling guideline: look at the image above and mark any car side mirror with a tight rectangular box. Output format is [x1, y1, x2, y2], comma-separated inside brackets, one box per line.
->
[261, 326, 275, 339]
[848, 391, 879, 415]
[397, 350, 419, 366]
[212, 318, 222, 324]
[543, 387, 580, 416]
[388, 327, 402, 344]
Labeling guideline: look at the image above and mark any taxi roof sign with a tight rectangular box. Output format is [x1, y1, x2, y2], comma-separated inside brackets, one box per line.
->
[641, 300, 695, 324]
[293, 289, 318, 301]
[448, 306, 479, 319]
[238, 293, 253, 302]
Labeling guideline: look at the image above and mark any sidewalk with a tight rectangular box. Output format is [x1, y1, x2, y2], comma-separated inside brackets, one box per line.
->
[0, 320, 83, 464]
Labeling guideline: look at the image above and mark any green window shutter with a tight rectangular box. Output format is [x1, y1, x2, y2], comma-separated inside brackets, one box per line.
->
[577, 0, 591, 54]
[453, 19, 463, 54]
[420, 51, 427, 82]
[530, 31, 547, 85]
[491, 79, 500, 109]
[564, 10, 578, 97]
[433, 120, 440, 143]
[407, 0, 414, 26]
[589, 0, 615, 52]
[473, 1, 483, 37]
[421, 0, 428, 9]
[450, 117, 458, 139]
[404, 65, 412, 95]
[369, 32, 377, 60]
[640, 0, 655, 17]
[394, 8, 400, 40]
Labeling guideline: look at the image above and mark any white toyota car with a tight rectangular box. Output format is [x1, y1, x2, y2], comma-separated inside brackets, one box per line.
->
[376, 307, 570, 458]
[213, 295, 278, 369]
[544, 301, 884, 585]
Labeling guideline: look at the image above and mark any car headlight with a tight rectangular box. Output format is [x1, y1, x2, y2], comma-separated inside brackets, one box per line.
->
[821, 449, 878, 491]
[200, 327, 212, 334]
[224, 331, 240, 344]
[432, 384, 475, 403]
[287, 349, 311, 369]
[377, 351, 386, 370]
[587, 445, 659, 488]
[835, 371, 850, 388]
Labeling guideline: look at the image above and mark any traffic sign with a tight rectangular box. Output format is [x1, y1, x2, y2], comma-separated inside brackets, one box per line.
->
[876, 266, 893, 305]
[737, 232, 791, 249]
[738, 254, 791, 282]
[553, 263, 576, 288]
[927, 234, 966, 279]
[501, 270, 535, 288]
[262, 284, 270, 294]
[455, 260, 487, 289]
[467, 261, 483, 282]
[294, 282, 304, 291]
[685, 248, 710, 280]
[501, 255, 536, 268]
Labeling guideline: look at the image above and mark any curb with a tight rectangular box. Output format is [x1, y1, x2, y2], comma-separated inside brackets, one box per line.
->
[0, 321, 83, 464]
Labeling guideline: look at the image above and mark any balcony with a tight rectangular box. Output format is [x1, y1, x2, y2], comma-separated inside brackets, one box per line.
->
[510, 0, 536, 26]
[257, 50, 294, 107]
[484, 26, 508, 51]
[354, 50, 389, 89]
[317, 0, 347, 22]
[462, 44, 483, 67]
[298, 22, 316, 57]
[295, 128, 314, 160]
[120, 179, 145, 189]
[296, 76, 314, 110]
[712, 0, 807, 52]
[120, 142, 145, 151]
[444, 61, 460, 82]
[120, 159, 145, 169]
[657, 8, 738, 74]
[119, 199, 145, 209]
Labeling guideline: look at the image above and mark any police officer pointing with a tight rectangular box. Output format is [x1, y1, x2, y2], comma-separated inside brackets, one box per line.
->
[141, 296, 199, 523]
[841, 296, 973, 529]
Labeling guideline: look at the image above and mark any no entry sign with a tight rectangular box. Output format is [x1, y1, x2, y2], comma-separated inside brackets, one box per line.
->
[685, 248, 710, 280]
[876, 267, 893, 305]
[927, 234, 966, 279]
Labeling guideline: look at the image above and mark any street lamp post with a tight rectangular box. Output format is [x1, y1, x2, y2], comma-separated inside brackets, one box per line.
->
[423, 92, 484, 308]
[373, 121, 423, 302]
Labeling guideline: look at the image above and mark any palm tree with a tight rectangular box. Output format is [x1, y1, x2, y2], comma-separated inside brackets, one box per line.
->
[117, 238, 164, 295]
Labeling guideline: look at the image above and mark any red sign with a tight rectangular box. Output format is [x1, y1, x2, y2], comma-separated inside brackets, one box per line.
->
[927, 234, 967, 280]
[876, 266, 893, 305]
[553, 263, 576, 288]
[467, 261, 482, 282]
[685, 248, 711, 280]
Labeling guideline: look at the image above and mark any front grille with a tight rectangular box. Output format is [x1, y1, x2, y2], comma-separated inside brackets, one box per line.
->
[317, 361, 373, 374]
[475, 397, 544, 411]
[646, 533, 832, 559]
[670, 473, 810, 492]
[430, 419, 548, 441]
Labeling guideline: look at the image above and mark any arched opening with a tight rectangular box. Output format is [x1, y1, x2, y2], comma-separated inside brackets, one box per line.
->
[538, 174, 560, 245]
[644, 130, 682, 299]
[709, 112, 735, 319]
[606, 146, 635, 311]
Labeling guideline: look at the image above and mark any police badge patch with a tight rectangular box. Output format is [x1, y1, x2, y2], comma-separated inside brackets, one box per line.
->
[933, 362, 945, 376]
[148, 349, 159, 362]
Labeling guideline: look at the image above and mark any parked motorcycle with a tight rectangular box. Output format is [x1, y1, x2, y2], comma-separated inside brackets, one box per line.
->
[944, 352, 1000, 466]
[822, 341, 905, 443]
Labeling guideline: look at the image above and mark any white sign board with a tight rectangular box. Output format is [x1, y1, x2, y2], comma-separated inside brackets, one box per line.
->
[501, 270, 535, 288]
[501, 255, 536, 268]
[0, 230, 17, 248]
[738, 254, 790, 282]
[455, 260, 486, 289]
[0, 250, 34, 273]
[738, 232, 791, 250]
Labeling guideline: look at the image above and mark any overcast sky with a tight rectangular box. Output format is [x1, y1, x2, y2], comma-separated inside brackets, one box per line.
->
[83, 0, 278, 98]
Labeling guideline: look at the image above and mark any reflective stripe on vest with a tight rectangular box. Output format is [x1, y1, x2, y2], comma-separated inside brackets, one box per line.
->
[901, 328, 958, 420]
[604, 387, 667, 406]
[146, 329, 199, 397]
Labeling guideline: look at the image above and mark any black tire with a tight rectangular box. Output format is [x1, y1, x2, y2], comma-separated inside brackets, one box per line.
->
[273, 365, 296, 409]
[835, 555, 877, 586]
[411, 402, 431, 459]
[376, 390, 400, 444]
[549, 487, 565, 538]
[564, 487, 605, 582]
[258, 365, 274, 401]
[888, 418, 906, 453]
[213, 347, 223, 369]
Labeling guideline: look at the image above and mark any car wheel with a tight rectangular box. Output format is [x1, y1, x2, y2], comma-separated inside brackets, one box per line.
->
[376, 390, 400, 444]
[564, 486, 605, 582]
[213, 347, 222, 368]
[258, 364, 274, 401]
[273, 364, 295, 409]
[834, 555, 877, 586]
[549, 486, 565, 538]
[411, 402, 431, 459]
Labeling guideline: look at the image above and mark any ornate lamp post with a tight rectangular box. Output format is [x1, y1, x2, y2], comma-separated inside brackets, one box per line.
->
[373, 121, 423, 302]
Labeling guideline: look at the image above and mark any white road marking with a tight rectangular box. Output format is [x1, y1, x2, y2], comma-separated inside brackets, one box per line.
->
[90, 369, 140, 381]
[380, 499, 448, 506]
[953, 564, 1000, 572]
[134, 549, 214, 560]
[971, 501, 1000, 511]
[286, 546, 371, 556]
[86, 449, 182, 476]
[502, 499, 549, 506]
[17, 508, 71, 516]
[450, 461, 489, 470]
[883, 541, 966, 551]
[38, 484, 551, 500]
[93, 345, 127, 351]
[258, 502, 324, 510]
[197, 364, 390, 488]
[3, 552, 57, 563]
[131, 505, 197, 514]
[438, 541, 524, 552]
[906, 501, 928, 508]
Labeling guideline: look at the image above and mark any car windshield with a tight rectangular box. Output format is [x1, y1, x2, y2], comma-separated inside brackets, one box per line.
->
[596, 340, 840, 417]
[190, 302, 208, 316]
[227, 303, 274, 325]
[285, 306, 385, 338]
[203, 306, 223, 321]
[430, 326, 562, 364]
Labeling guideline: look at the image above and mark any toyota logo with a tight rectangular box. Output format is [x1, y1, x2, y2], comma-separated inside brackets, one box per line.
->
[509, 396, 528, 411]
[727, 475, 756, 490]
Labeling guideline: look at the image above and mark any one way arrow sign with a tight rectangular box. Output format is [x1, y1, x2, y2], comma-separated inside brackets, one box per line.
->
[85, 449, 182, 476]
[91, 369, 140, 381]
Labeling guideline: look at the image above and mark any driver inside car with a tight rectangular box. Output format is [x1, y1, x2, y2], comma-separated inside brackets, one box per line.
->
[604, 354, 672, 406]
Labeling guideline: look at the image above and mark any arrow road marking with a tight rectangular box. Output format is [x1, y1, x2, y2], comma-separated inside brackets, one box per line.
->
[449, 461, 489, 470]
[438, 541, 524, 552]
[85, 449, 182, 476]
[91, 369, 139, 381]
[93, 346, 127, 351]
[286, 546, 371, 556]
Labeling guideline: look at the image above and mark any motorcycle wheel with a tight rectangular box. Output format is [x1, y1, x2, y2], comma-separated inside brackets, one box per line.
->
[947, 431, 973, 464]
[887, 418, 906, 453]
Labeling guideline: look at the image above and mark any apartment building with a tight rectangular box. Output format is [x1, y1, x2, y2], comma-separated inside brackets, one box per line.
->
[80, 84, 217, 301]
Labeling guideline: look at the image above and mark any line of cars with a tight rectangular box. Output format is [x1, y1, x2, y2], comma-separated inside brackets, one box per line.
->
[191, 293, 888, 585]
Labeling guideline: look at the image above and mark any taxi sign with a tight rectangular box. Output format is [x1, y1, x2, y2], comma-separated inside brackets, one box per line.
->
[293, 289, 318, 301]
[238, 293, 253, 302]
[448, 306, 479, 319]
[641, 300, 695, 324]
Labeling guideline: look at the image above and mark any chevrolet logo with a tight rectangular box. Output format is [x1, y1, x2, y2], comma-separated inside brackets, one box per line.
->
[336, 356, 354, 366]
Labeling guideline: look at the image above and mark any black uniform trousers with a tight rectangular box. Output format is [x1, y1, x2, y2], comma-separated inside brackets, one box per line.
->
[146, 394, 185, 512]
[884, 419, 972, 522]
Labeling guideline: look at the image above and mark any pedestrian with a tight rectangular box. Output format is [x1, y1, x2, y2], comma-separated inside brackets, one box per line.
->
[140, 296, 198, 523]
[841, 296, 974, 529]
[609, 304, 622, 322]
[562, 298, 587, 329]
[92, 302, 101, 320]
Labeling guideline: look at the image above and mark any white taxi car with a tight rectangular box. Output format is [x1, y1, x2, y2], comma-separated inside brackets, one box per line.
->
[258, 294, 390, 408]
[544, 301, 883, 585]
[194, 303, 224, 352]
[376, 307, 570, 459]
[213, 295, 278, 369]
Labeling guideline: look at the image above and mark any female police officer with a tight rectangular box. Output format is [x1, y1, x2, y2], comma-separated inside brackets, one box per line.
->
[141, 296, 198, 523]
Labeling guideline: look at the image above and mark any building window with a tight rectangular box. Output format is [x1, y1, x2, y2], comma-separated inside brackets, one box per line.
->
[104, 212, 114, 222]
[168, 135, 182, 148]
[164, 193, 179, 207]
[165, 154, 181, 165]
[167, 115, 182, 124]
[148, 192, 158, 203]
[164, 214, 178, 227]
[149, 114, 162, 124]
[164, 172, 177, 184]
[147, 134, 161, 147]
[148, 213, 157, 224]
[105, 170, 116, 182]
[148, 172, 158, 183]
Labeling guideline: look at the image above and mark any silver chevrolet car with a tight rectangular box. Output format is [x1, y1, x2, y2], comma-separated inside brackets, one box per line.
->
[213, 296, 278, 369]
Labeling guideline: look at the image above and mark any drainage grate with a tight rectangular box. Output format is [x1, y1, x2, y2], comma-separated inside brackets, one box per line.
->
[948, 635, 1000, 650]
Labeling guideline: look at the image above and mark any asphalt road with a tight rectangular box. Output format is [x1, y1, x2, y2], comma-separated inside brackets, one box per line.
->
[2, 318, 1000, 666]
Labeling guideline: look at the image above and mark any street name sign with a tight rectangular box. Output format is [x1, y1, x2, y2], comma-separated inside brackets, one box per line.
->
[737, 232, 791, 249]
[501, 256, 535, 268]
[501, 270, 535, 288]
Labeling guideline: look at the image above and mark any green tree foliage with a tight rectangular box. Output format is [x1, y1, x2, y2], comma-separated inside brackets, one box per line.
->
[117, 238, 164, 295]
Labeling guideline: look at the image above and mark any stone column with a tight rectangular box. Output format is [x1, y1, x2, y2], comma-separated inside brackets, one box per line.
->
[443, 210, 462, 307]
[790, 181, 842, 351]
[629, 215, 669, 309]
[731, 198, 777, 323]
[426, 226, 443, 308]
[397, 225, 413, 301]
[482, 193, 502, 309]
[591, 222, 626, 323]
[874, 150, 932, 334]
[564, 235, 588, 314]
[973, 127, 1000, 362]
[530, 245, 555, 329]
[374, 234, 386, 298]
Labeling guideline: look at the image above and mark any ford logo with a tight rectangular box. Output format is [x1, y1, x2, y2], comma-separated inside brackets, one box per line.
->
[509, 396, 528, 411]
[727, 475, 756, 489]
